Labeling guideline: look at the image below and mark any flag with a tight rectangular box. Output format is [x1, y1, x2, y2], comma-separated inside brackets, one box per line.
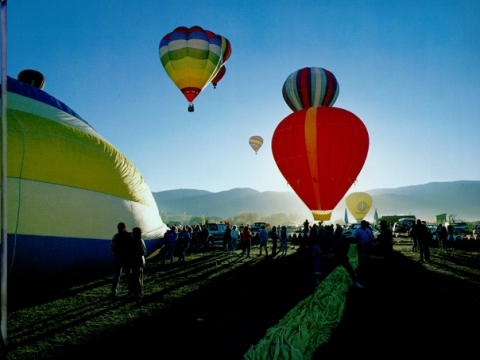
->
[344, 208, 349, 225]
[374, 208, 379, 224]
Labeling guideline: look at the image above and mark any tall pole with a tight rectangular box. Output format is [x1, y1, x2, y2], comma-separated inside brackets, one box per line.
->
[1, 0, 7, 348]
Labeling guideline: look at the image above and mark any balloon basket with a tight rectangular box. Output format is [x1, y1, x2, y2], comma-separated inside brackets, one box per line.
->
[188, 103, 194, 112]
[312, 210, 332, 221]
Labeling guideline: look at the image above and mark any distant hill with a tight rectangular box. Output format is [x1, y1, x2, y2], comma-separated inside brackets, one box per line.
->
[152, 181, 480, 222]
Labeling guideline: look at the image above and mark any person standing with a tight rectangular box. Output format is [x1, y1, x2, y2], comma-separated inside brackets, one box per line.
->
[436, 223, 447, 250]
[128, 227, 147, 299]
[163, 226, 178, 265]
[414, 220, 430, 263]
[354, 220, 374, 281]
[303, 219, 310, 238]
[177, 226, 191, 262]
[376, 220, 394, 259]
[201, 225, 210, 252]
[241, 225, 252, 257]
[331, 231, 364, 288]
[109, 222, 131, 297]
[258, 225, 269, 256]
[270, 226, 279, 257]
[230, 225, 239, 254]
[192, 224, 202, 253]
[280, 225, 288, 255]
[224, 224, 232, 252]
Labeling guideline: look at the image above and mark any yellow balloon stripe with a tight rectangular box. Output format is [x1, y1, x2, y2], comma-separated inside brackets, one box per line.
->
[6, 109, 156, 209]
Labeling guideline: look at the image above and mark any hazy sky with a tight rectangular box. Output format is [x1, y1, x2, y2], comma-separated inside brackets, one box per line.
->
[5, 1, 480, 199]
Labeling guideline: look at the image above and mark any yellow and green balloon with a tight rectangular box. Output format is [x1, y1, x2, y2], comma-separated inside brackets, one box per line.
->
[159, 26, 230, 110]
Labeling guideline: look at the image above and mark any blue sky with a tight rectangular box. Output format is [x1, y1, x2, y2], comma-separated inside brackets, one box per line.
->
[4, 0, 480, 201]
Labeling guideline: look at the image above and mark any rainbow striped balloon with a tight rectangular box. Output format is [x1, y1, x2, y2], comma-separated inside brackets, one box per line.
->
[1, 77, 167, 283]
[159, 26, 223, 104]
[282, 67, 339, 112]
[249, 136, 264, 154]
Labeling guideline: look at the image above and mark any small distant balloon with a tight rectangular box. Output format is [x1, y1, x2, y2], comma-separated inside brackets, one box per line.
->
[282, 67, 339, 111]
[249, 136, 264, 154]
[211, 66, 226, 89]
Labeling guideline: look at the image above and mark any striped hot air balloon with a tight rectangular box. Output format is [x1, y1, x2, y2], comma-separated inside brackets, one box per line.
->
[159, 26, 224, 111]
[282, 67, 339, 112]
[249, 136, 264, 154]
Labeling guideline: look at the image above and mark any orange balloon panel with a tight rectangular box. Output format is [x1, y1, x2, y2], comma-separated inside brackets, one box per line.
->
[271, 107, 369, 220]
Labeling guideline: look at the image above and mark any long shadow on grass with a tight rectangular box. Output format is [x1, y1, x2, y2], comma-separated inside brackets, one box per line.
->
[6, 248, 326, 360]
[313, 248, 480, 358]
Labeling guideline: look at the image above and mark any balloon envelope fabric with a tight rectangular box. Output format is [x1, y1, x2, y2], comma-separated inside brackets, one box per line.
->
[159, 26, 223, 103]
[282, 67, 339, 111]
[1, 77, 167, 283]
[272, 106, 369, 220]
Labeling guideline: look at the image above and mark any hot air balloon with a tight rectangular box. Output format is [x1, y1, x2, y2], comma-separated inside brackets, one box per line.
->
[1, 75, 167, 284]
[211, 66, 226, 89]
[272, 107, 369, 221]
[217, 34, 232, 64]
[159, 26, 224, 112]
[282, 67, 339, 112]
[346, 192, 373, 221]
[211, 34, 231, 88]
[249, 136, 264, 154]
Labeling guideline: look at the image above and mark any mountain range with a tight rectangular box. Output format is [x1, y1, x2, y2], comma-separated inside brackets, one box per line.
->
[152, 181, 480, 223]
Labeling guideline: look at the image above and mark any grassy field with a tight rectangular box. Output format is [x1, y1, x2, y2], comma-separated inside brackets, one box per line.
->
[2, 238, 479, 359]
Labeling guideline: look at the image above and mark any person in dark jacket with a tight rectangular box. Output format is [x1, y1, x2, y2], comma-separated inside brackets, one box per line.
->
[177, 226, 191, 262]
[412, 219, 430, 263]
[163, 226, 178, 265]
[109, 222, 131, 297]
[331, 229, 364, 289]
[128, 227, 147, 298]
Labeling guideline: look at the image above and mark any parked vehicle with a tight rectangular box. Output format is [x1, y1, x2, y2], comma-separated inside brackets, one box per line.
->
[392, 217, 416, 236]
[473, 225, 480, 236]
[205, 222, 227, 244]
[343, 223, 362, 242]
[444, 222, 467, 235]
[250, 222, 271, 236]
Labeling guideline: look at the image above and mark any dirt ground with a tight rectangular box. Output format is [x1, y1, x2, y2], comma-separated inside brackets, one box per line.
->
[3, 238, 480, 359]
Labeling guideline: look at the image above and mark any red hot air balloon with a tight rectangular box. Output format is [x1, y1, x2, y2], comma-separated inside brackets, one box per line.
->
[282, 67, 339, 112]
[271, 106, 369, 221]
[211, 66, 226, 89]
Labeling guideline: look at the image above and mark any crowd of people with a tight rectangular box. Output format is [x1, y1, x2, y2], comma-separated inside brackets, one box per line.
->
[109, 217, 472, 297]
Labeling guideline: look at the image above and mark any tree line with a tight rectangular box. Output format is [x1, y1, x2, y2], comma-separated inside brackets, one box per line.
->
[160, 210, 302, 227]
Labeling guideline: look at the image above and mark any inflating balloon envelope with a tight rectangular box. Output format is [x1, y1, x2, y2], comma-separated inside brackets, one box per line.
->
[0, 75, 167, 284]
